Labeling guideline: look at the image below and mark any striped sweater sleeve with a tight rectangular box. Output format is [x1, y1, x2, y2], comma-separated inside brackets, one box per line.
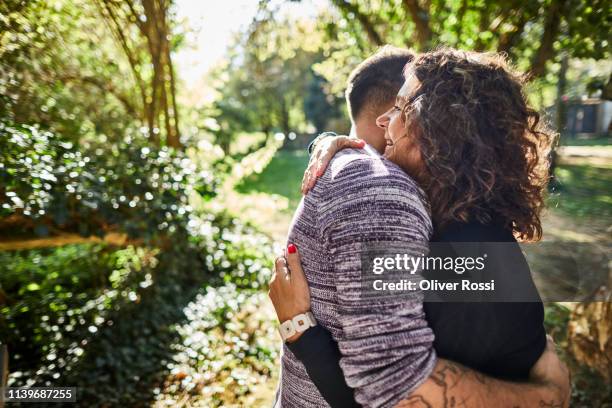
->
[318, 152, 437, 408]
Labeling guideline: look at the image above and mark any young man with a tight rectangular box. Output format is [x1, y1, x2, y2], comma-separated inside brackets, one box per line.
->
[272, 46, 569, 407]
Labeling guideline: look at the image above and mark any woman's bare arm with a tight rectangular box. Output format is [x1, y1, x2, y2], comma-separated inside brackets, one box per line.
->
[301, 134, 364, 194]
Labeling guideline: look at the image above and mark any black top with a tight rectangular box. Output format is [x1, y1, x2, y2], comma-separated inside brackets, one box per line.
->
[287, 219, 547, 408]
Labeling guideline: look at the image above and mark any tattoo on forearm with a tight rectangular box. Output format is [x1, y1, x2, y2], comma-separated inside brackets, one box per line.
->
[396, 395, 433, 408]
[396, 360, 567, 408]
[398, 361, 478, 407]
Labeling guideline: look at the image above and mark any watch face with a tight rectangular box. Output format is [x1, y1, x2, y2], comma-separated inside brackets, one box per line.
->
[279, 312, 316, 340]
[293, 315, 309, 331]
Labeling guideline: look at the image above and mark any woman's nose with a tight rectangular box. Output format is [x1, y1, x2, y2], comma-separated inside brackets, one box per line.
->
[376, 112, 389, 129]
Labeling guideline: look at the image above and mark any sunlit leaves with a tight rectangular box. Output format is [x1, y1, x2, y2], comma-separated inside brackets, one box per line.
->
[0, 243, 156, 387]
[314, 0, 610, 88]
[0, 123, 216, 241]
[0, 0, 136, 142]
[1, 208, 275, 404]
[158, 286, 278, 406]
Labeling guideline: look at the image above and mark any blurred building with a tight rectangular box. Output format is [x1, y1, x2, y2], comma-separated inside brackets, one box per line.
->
[563, 98, 612, 137]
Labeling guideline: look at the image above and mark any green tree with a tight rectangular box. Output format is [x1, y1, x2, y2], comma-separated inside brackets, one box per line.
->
[202, 7, 346, 151]
[304, 71, 342, 134]
[93, 0, 182, 147]
[0, 0, 136, 142]
[310, 0, 610, 86]
[0, 0, 182, 148]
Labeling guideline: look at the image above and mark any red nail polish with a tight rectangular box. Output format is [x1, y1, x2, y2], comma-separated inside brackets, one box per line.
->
[287, 244, 297, 254]
[357, 140, 366, 147]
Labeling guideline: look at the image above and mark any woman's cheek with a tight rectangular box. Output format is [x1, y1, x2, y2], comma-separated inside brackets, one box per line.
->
[398, 138, 423, 178]
[391, 119, 404, 142]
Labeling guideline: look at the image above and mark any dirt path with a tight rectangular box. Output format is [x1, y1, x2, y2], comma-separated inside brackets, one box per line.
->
[542, 210, 611, 242]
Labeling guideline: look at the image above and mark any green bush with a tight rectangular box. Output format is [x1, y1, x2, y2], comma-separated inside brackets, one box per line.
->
[0, 209, 274, 406]
[0, 123, 216, 241]
[0, 244, 157, 386]
[0, 121, 276, 406]
[188, 211, 273, 290]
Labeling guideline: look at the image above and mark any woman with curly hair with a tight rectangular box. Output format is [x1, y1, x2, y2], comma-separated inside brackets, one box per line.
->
[269, 48, 560, 407]
[381, 49, 552, 241]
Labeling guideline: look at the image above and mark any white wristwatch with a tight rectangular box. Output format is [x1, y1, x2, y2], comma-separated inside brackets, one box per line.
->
[279, 311, 317, 341]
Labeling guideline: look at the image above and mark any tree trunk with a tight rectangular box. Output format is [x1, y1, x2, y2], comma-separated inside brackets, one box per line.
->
[0, 343, 7, 405]
[454, 0, 468, 45]
[529, 0, 566, 78]
[401, 0, 433, 50]
[262, 117, 272, 143]
[497, 13, 528, 56]
[279, 98, 291, 136]
[97, 0, 180, 148]
[568, 300, 612, 382]
[220, 134, 230, 156]
[602, 72, 612, 100]
[548, 53, 569, 187]
[473, 9, 490, 51]
[94, 0, 149, 125]
[142, 0, 164, 145]
[164, 37, 181, 147]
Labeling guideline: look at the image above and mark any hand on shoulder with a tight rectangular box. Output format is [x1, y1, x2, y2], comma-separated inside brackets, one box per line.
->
[302, 134, 365, 194]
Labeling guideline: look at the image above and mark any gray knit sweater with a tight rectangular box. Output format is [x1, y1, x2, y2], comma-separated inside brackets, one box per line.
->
[275, 147, 437, 408]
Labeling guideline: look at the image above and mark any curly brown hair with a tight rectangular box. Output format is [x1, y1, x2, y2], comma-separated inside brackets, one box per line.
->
[401, 48, 556, 241]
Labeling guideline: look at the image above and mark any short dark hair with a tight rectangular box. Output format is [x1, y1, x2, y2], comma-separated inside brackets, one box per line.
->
[345, 46, 415, 121]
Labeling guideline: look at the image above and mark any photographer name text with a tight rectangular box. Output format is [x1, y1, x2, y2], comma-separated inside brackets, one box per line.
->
[372, 278, 495, 292]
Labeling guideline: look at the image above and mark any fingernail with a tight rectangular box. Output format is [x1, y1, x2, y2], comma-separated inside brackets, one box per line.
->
[357, 140, 366, 147]
[287, 243, 297, 254]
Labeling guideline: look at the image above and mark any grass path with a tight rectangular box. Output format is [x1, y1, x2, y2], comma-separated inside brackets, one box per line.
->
[221, 149, 309, 245]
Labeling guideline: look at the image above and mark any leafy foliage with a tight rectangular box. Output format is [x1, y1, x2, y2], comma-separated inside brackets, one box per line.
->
[0, 0, 182, 147]
[157, 286, 279, 406]
[200, 10, 346, 153]
[0, 244, 158, 385]
[0, 0, 136, 142]
[0, 210, 274, 406]
[0, 4, 278, 403]
[298, 0, 612, 110]
[315, 0, 611, 76]
[0, 123, 215, 241]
